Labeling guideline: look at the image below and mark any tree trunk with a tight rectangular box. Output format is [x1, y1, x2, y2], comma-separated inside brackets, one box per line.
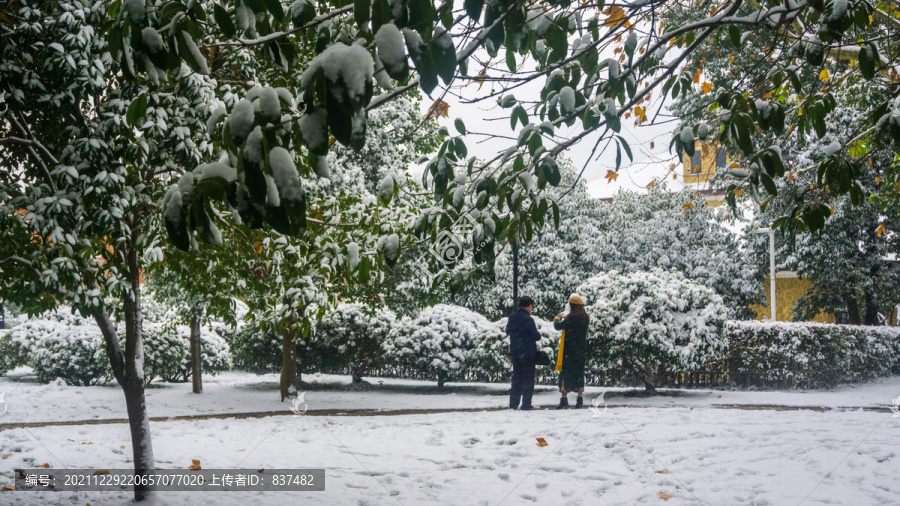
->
[280, 318, 298, 401]
[863, 292, 879, 326]
[437, 376, 445, 388]
[92, 277, 154, 500]
[845, 294, 861, 325]
[190, 307, 203, 394]
[351, 368, 363, 383]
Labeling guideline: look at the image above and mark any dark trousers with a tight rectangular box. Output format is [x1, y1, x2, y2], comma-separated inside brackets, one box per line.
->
[509, 356, 536, 409]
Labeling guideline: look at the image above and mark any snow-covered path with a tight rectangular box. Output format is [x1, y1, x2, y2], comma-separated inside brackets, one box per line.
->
[2, 370, 899, 425]
[1, 405, 898, 505]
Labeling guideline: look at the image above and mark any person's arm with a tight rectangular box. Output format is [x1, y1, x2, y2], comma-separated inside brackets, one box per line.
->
[527, 317, 541, 342]
[553, 317, 569, 331]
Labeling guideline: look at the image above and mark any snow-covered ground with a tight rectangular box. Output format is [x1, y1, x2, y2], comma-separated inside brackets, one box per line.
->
[2, 369, 900, 424]
[1, 370, 899, 505]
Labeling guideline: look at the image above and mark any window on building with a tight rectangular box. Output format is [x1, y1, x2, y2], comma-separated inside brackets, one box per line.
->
[691, 151, 702, 174]
[716, 148, 726, 168]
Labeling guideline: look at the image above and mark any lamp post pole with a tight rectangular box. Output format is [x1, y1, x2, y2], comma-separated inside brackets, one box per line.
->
[753, 224, 776, 321]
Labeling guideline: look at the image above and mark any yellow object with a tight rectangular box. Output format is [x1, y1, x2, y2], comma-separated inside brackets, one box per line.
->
[555, 330, 566, 371]
[568, 295, 584, 305]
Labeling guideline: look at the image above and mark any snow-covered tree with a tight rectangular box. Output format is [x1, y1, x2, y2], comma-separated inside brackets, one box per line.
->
[316, 303, 396, 383]
[587, 187, 763, 319]
[383, 304, 489, 387]
[578, 270, 729, 393]
[0, 2, 221, 495]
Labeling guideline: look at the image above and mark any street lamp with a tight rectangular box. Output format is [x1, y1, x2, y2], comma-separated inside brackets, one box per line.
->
[753, 222, 776, 321]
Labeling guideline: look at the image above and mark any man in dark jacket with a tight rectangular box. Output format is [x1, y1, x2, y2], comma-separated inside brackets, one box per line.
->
[506, 296, 541, 410]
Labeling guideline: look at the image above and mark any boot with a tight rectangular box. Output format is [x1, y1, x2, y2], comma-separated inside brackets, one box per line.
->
[575, 397, 584, 409]
[555, 396, 568, 409]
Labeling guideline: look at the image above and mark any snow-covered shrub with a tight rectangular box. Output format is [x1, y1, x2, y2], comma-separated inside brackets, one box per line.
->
[383, 304, 485, 387]
[317, 303, 395, 382]
[140, 326, 187, 384]
[6, 309, 111, 385]
[165, 325, 232, 382]
[726, 321, 900, 388]
[472, 316, 561, 381]
[139, 324, 231, 383]
[579, 270, 729, 393]
[231, 321, 320, 375]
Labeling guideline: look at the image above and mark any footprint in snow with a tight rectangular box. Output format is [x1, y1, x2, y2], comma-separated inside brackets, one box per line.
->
[498, 473, 510, 481]
[461, 437, 480, 448]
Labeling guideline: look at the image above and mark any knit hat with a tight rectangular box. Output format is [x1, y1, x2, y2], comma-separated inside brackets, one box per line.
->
[568, 294, 584, 305]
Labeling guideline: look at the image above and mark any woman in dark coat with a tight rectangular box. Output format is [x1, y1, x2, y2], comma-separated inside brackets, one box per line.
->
[553, 295, 589, 409]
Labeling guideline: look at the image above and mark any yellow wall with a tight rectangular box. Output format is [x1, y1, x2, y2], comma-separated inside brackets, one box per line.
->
[682, 141, 726, 184]
[749, 276, 835, 323]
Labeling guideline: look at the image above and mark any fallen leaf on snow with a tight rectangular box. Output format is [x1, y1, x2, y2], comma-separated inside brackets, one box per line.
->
[93, 470, 110, 476]
[717, 395, 722, 398]
[655, 470, 667, 474]
[1, 454, 9, 460]
[536, 438, 549, 447]
[189, 459, 201, 470]
[1, 484, 14, 491]
[39, 463, 51, 468]
[658, 491, 673, 500]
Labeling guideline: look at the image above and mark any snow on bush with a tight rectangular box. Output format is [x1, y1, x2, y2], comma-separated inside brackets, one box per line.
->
[383, 304, 486, 387]
[317, 303, 395, 383]
[3, 309, 111, 385]
[472, 316, 561, 381]
[578, 269, 729, 392]
[726, 320, 900, 388]
[147, 324, 232, 383]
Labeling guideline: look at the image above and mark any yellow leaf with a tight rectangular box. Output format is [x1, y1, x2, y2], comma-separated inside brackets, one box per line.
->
[192, 459, 201, 466]
[682, 202, 695, 212]
[728, 55, 735, 63]
[602, 6, 626, 27]
[819, 69, 830, 82]
[646, 180, 656, 188]
[605, 170, 619, 183]
[876, 224, 885, 236]
[536, 438, 549, 447]
[40, 463, 51, 468]
[701, 82, 713, 94]
[874, 177, 880, 185]
[673, 173, 677, 180]
[1, 484, 14, 491]
[254, 241, 262, 254]
[658, 492, 673, 501]
[655, 470, 668, 474]
[0, 454, 9, 460]
[787, 172, 794, 182]
[730, 162, 740, 168]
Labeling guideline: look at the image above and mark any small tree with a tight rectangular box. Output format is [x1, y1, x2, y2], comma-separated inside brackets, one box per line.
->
[578, 270, 729, 394]
[317, 303, 395, 384]
[384, 304, 485, 388]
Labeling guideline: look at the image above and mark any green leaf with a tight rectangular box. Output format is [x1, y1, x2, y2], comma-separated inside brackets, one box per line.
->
[126, 94, 148, 126]
[541, 157, 561, 186]
[506, 48, 516, 73]
[371, 0, 390, 34]
[454, 118, 466, 135]
[213, 4, 236, 38]
[728, 25, 741, 48]
[618, 136, 633, 162]
[404, 28, 438, 95]
[263, 0, 284, 21]
[429, 27, 457, 85]
[464, 0, 483, 22]
[859, 42, 878, 80]
[760, 171, 777, 195]
[355, 0, 371, 30]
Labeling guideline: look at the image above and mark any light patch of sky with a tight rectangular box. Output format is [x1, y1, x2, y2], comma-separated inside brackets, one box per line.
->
[413, 12, 697, 199]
